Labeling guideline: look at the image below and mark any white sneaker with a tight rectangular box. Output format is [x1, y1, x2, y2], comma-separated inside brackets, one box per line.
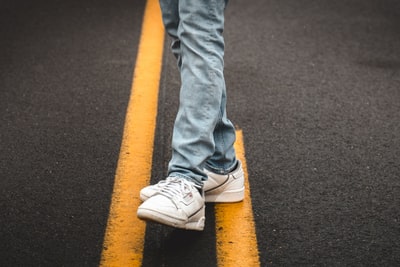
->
[140, 161, 245, 203]
[137, 177, 205, 231]
[203, 161, 245, 203]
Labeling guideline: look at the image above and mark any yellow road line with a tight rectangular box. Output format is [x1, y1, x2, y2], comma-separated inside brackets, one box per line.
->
[215, 129, 261, 267]
[99, 0, 164, 266]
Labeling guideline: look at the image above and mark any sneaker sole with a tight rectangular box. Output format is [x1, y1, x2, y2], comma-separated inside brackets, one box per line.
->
[205, 186, 245, 203]
[137, 206, 205, 231]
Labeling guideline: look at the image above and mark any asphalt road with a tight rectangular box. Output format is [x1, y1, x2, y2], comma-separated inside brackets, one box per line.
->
[1, 0, 400, 266]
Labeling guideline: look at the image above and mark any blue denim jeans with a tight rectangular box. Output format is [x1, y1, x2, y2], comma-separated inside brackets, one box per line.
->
[159, 0, 237, 186]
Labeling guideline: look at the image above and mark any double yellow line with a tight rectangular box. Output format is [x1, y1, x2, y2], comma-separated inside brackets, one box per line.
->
[99, 0, 163, 265]
[100, 0, 260, 266]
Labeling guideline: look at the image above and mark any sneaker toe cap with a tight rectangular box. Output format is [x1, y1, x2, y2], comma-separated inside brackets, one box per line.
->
[138, 194, 187, 220]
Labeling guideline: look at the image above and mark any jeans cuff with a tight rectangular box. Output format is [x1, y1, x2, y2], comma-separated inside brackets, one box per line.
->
[205, 159, 238, 175]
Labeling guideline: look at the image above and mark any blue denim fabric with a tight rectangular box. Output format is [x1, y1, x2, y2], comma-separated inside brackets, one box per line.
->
[159, 0, 237, 186]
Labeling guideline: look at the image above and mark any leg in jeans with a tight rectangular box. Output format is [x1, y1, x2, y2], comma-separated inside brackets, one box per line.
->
[159, 0, 237, 186]
[137, 0, 240, 231]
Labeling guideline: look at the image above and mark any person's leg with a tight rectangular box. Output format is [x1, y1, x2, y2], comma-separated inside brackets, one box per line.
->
[137, 0, 241, 230]
[137, 0, 209, 231]
[205, 87, 237, 175]
[167, 0, 237, 186]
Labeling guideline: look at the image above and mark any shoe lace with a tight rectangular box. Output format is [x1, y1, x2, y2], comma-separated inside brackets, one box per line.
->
[159, 177, 199, 199]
